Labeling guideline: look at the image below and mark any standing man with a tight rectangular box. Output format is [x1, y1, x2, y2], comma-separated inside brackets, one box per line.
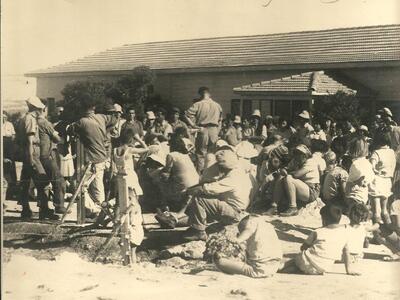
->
[37, 108, 67, 214]
[72, 94, 117, 216]
[120, 107, 146, 148]
[16, 96, 58, 220]
[185, 87, 222, 172]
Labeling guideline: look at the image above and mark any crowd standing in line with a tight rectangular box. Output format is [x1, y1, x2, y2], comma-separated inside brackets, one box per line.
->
[2, 86, 400, 277]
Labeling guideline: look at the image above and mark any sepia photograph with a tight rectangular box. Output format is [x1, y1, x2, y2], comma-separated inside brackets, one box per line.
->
[1, 0, 400, 299]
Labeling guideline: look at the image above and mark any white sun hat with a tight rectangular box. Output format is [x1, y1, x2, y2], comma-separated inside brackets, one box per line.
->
[26, 96, 45, 109]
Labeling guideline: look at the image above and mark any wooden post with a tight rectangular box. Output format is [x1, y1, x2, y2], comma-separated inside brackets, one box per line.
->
[76, 138, 86, 225]
[117, 174, 132, 265]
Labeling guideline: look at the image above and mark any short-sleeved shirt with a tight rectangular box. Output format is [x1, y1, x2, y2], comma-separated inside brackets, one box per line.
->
[246, 218, 283, 263]
[202, 166, 252, 210]
[185, 98, 222, 126]
[120, 120, 144, 138]
[37, 117, 57, 159]
[74, 112, 116, 164]
[154, 120, 173, 138]
[16, 112, 41, 161]
[291, 158, 320, 185]
[345, 223, 368, 257]
[2, 121, 15, 137]
[370, 147, 396, 178]
[170, 120, 189, 135]
[303, 225, 348, 273]
[322, 166, 348, 201]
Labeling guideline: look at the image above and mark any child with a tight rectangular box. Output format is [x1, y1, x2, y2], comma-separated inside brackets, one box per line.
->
[369, 131, 396, 224]
[310, 139, 328, 177]
[345, 203, 379, 271]
[283, 205, 358, 275]
[345, 137, 375, 207]
[214, 214, 283, 278]
[321, 151, 348, 208]
[113, 128, 149, 260]
[272, 144, 320, 216]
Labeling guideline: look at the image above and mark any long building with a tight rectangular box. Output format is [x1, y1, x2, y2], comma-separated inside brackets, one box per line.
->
[26, 24, 400, 119]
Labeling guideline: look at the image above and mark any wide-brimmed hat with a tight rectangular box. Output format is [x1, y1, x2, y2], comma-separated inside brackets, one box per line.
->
[233, 115, 241, 124]
[251, 109, 261, 117]
[26, 96, 45, 109]
[235, 141, 258, 159]
[298, 110, 310, 120]
[146, 111, 156, 120]
[215, 146, 238, 170]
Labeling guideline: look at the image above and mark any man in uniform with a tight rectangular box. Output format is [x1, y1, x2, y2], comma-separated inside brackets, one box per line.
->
[37, 107, 67, 214]
[17, 96, 58, 220]
[185, 87, 222, 172]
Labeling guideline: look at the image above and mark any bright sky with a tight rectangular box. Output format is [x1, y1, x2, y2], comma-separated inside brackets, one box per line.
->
[1, 0, 399, 101]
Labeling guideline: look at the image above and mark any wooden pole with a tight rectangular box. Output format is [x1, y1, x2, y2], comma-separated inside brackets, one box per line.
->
[76, 138, 86, 224]
[117, 174, 132, 265]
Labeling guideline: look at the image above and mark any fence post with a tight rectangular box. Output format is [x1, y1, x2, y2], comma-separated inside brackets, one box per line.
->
[117, 174, 132, 265]
[76, 138, 86, 225]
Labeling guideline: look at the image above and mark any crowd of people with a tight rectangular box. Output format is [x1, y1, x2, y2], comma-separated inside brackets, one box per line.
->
[2, 86, 400, 277]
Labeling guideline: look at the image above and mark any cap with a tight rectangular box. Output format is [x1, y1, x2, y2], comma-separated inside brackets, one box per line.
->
[146, 111, 156, 120]
[113, 103, 122, 113]
[26, 96, 45, 109]
[359, 125, 368, 132]
[270, 144, 289, 161]
[294, 144, 311, 156]
[216, 144, 236, 153]
[298, 110, 310, 120]
[233, 115, 241, 124]
[251, 109, 261, 117]
[216, 139, 229, 148]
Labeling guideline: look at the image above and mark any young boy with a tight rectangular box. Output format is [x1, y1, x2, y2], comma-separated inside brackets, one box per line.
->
[282, 205, 358, 275]
[214, 214, 283, 278]
[321, 151, 349, 208]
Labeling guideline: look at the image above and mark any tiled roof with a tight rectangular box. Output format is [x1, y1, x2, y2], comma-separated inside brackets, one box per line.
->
[27, 24, 400, 76]
[233, 71, 357, 95]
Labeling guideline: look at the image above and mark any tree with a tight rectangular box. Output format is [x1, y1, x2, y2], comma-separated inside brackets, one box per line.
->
[60, 80, 112, 122]
[312, 91, 372, 127]
[116, 65, 156, 114]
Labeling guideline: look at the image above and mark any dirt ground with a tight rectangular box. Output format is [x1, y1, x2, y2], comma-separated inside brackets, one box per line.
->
[3, 200, 400, 300]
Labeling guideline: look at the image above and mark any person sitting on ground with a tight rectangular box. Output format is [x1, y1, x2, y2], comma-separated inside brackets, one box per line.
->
[183, 145, 253, 241]
[269, 144, 320, 217]
[345, 203, 379, 273]
[214, 214, 283, 278]
[282, 205, 358, 276]
[321, 151, 348, 208]
[345, 137, 375, 208]
[310, 139, 328, 178]
[369, 130, 396, 224]
[224, 115, 242, 146]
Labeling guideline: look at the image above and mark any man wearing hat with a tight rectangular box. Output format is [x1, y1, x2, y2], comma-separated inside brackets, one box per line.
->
[120, 107, 146, 148]
[291, 110, 314, 146]
[183, 145, 252, 241]
[224, 115, 243, 146]
[16, 96, 58, 220]
[185, 87, 223, 172]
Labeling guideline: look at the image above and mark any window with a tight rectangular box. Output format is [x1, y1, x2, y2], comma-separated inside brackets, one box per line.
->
[274, 100, 291, 120]
[242, 100, 252, 119]
[231, 99, 241, 117]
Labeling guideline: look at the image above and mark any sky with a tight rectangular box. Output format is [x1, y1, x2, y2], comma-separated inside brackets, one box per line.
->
[2, 0, 399, 101]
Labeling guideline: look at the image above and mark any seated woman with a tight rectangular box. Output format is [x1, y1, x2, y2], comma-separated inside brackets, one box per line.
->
[268, 144, 320, 216]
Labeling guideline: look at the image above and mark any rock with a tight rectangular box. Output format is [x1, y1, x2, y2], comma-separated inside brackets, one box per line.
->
[156, 257, 188, 268]
[161, 241, 206, 260]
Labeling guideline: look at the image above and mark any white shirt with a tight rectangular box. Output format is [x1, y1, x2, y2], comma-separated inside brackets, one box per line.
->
[2, 121, 15, 137]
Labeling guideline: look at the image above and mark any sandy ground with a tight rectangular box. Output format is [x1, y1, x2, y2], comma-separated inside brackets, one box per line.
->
[3, 200, 400, 300]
